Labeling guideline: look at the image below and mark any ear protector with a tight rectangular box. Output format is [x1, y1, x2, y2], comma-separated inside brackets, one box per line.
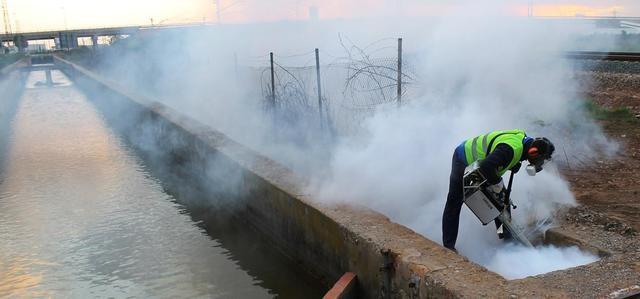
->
[526, 147, 544, 176]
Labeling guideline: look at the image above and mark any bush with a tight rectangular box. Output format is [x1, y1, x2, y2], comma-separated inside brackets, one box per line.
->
[583, 100, 636, 121]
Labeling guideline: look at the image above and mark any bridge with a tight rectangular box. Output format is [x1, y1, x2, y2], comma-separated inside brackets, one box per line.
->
[0, 23, 204, 51]
[0, 26, 141, 51]
[2, 16, 639, 53]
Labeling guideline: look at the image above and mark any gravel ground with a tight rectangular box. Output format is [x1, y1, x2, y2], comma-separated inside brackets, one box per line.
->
[573, 60, 640, 75]
[575, 69, 640, 117]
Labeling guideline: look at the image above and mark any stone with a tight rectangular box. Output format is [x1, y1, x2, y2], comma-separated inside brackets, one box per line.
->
[605, 222, 620, 231]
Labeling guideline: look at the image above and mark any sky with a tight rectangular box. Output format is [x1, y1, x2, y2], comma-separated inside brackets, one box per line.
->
[2, 0, 640, 33]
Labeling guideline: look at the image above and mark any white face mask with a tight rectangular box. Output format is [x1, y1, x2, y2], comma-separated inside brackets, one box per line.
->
[526, 159, 546, 176]
[526, 165, 537, 176]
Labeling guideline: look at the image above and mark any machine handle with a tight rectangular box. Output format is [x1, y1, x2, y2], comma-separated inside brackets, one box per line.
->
[505, 170, 517, 210]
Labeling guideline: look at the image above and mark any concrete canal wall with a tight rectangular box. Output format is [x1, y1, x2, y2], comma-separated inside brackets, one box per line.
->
[0, 58, 28, 171]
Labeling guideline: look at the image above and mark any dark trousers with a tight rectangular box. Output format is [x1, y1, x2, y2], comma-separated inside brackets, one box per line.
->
[442, 152, 512, 250]
[442, 152, 466, 250]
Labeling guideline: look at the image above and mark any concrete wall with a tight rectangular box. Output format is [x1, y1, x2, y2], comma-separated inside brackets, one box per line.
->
[54, 56, 574, 298]
[0, 59, 28, 177]
[0, 56, 27, 77]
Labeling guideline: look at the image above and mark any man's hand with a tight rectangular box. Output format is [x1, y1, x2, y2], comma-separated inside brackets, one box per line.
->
[487, 180, 505, 194]
[487, 180, 507, 210]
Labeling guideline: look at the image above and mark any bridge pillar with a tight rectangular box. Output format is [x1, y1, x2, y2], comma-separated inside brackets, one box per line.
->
[91, 34, 98, 50]
[72, 33, 79, 48]
[58, 32, 79, 50]
[58, 32, 69, 50]
[13, 35, 28, 53]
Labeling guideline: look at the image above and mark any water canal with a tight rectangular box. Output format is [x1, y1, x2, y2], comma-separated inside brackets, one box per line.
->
[0, 69, 324, 298]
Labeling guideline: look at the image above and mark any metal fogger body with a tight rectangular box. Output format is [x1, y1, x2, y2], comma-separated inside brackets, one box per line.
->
[462, 162, 504, 225]
[462, 161, 533, 247]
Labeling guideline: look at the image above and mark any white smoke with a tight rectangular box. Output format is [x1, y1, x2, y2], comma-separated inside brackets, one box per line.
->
[484, 244, 599, 279]
[72, 0, 617, 279]
[311, 1, 611, 278]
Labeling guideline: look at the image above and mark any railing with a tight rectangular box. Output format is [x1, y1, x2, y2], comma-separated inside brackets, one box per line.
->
[566, 51, 640, 62]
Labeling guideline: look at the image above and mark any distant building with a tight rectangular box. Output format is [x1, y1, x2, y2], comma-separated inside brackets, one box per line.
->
[27, 43, 47, 53]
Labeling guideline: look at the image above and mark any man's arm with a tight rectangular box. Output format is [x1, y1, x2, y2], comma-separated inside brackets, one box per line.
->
[479, 144, 514, 185]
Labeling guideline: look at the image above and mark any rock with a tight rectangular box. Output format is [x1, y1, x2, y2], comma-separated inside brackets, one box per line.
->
[605, 222, 620, 231]
[622, 227, 637, 237]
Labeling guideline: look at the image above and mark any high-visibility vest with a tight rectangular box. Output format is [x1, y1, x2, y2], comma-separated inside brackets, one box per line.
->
[463, 129, 526, 176]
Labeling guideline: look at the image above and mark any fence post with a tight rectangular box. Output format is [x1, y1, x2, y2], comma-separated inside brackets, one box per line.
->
[234, 52, 239, 83]
[397, 37, 403, 107]
[315, 48, 323, 129]
[270, 52, 276, 110]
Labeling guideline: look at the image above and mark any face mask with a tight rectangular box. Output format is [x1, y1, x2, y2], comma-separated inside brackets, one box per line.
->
[526, 161, 545, 176]
[526, 165, 537, 176]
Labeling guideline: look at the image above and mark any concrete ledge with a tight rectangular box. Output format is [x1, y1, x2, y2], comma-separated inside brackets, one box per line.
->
[0, 57, 28, 77]
[54, 56, 639, 298]
[545, 227, 611, 257]
[0, 65, 27, 172]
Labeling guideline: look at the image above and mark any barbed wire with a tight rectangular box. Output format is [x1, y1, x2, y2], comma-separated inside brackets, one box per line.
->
[248, 36, 420, 137]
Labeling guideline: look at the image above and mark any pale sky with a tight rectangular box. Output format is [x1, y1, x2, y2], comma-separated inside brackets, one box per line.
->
[2, 0, 640, 33]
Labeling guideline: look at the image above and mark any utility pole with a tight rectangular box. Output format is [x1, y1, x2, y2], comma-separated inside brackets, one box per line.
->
[13, 15, 19, 33]
[60, 5, 68, 30]
[1, 0, 11, 35]
[215, 0, 221, 23]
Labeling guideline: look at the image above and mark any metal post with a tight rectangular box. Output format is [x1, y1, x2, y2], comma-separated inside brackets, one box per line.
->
[315, 48, 323, 129]
[270, 52, 276, 110]
[397, 38, 403, 107]
[234, 52, 238, 83]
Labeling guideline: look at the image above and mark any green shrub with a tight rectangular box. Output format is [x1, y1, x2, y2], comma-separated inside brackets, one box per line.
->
[583, 100, 636, 121]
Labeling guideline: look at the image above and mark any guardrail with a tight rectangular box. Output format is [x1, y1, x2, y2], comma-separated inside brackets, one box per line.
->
[566, 51, 640, 62]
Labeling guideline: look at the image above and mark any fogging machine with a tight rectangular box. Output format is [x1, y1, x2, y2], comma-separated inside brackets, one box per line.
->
[462, 162, 533, 247]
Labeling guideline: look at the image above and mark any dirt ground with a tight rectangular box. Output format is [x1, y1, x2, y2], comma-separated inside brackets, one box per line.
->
[565, 71, 640, 232]
[511, 70, 640, 298]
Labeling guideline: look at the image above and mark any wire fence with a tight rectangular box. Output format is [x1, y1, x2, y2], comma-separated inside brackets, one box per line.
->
[242, 37, 420, 140]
